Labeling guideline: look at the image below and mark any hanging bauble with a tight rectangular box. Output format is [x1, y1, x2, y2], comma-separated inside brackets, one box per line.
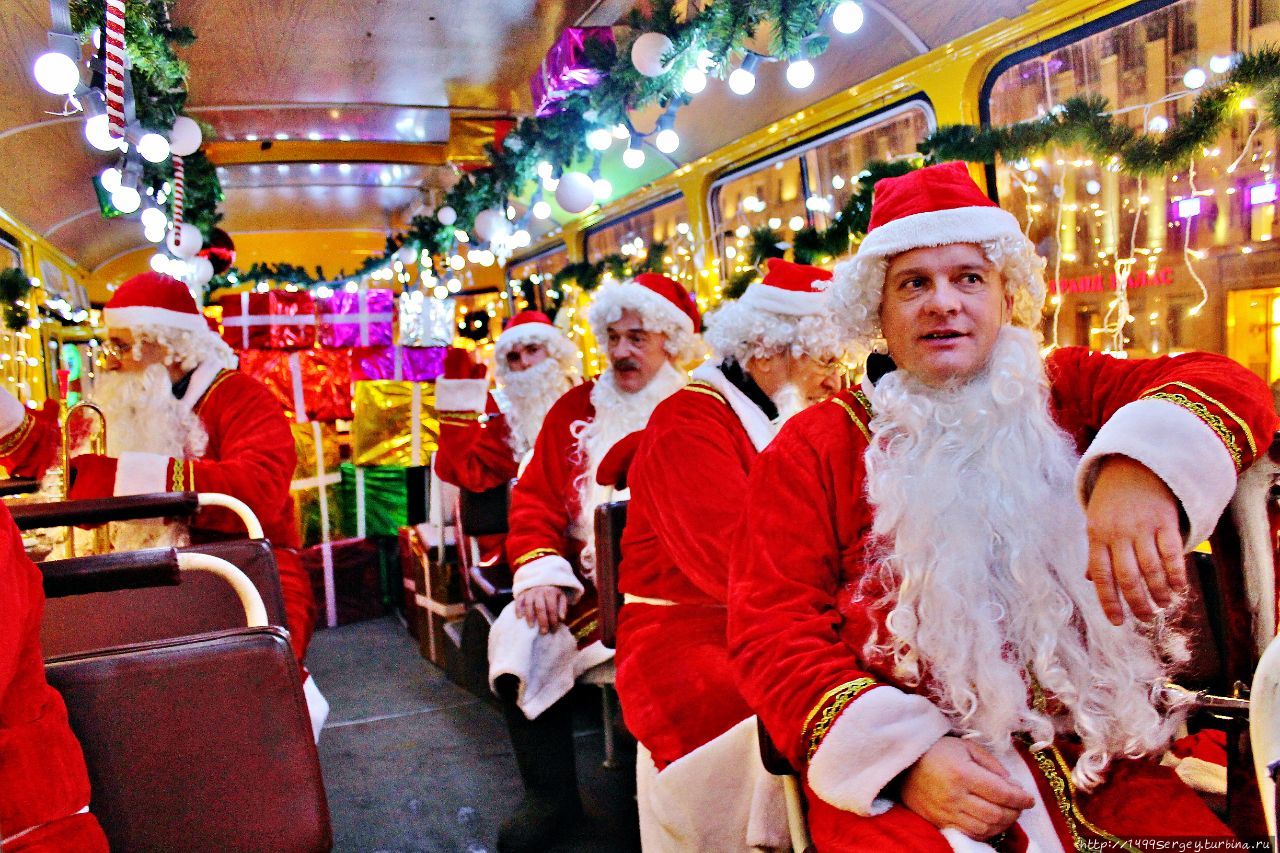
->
[474, 209, 511, 242]
[168, 116, 203, 157]
[198, 228, 236, 275]
[555, 171, 596, 214]
[396, 244, 419, 265]
[167, 222, 203, 258]
[189, 256, 215, 286]
[631, 32, 674, 78]
[437, 206, 458, 226]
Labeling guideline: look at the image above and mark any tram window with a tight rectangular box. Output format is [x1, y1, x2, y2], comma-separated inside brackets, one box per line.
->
[508, 244, 569, 314]
[1252, 0, 1280, 26]
[0, 231, 19, 274]
[709, 102, 933, 280]
[583, 195, 690, 286]
[986, 0, 1275, 358]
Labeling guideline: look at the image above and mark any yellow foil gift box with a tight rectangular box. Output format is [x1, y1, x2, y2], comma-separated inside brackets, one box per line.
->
[351, 380, 439, 467]
[290, 421, 344, 547]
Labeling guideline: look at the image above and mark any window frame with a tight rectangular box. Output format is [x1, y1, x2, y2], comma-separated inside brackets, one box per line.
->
[581, 192, 686, 263]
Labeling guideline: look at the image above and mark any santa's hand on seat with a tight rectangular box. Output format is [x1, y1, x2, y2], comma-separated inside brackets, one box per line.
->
[1085, 455, 1187, 625]
[515, 584, 568, 634]
[900, 736, 1034, 840]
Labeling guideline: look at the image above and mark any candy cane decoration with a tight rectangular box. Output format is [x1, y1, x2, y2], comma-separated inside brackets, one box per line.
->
[171, 155, 185, 225]
[103, 0, 126, 139]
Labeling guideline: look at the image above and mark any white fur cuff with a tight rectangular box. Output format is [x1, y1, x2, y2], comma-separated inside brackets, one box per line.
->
[512, 554, 585, 601]
[1076, 397, 1237, 549]
[806, 686, 950, 815]
[0, 388, 25, 439]
[114, 451, 173, 496]
[435, 378, 489, 413]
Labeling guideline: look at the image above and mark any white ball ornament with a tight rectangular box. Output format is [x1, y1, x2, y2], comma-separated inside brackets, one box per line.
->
[474, 209, 511, 242]
[190, 256, 215, 286]
[167, 222, 203, 258]
[555, 171, 596, 214]
[168, 116, 203, 157]
[437, 206, 458, 226]
[631, 32, 674, 78]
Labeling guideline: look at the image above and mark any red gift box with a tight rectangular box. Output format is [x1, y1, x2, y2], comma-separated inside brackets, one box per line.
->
[237, 348, 353, 423]
[219, 291, 317, 350]
[530, 27, 615, 117]
[303, 536, 386, 627]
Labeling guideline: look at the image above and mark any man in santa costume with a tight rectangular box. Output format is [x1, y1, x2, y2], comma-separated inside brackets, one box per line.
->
[728, 162, 1278, 851]
[490, 272, 703, 851]
[66, 272, 327, 736]
[0, 388, 109, 851]
[434, 310, 581, 491]
[611, 258, 850, 851]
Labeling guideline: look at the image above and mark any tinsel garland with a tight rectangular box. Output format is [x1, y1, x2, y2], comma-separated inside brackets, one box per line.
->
[919, 48, 1280, 175]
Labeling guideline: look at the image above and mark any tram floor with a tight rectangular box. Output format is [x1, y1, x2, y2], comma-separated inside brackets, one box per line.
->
[309, 615, 642, 853]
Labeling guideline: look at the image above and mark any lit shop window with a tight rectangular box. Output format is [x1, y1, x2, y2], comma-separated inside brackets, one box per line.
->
[507, 244, 569, 314]
[986, 0, 1279, 374]
[709, 102, 932, 278]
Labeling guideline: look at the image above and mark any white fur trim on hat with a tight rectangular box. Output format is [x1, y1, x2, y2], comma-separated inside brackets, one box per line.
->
[498, 322, 565, 349]
[737, 283, 828, 316]
[856, 206, 1024, 261]
[105, 304, 211, 334]
[588, 280, 703, 365]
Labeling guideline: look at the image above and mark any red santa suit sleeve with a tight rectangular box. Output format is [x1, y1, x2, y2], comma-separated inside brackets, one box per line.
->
[504, 381, 595, 599]
[0, 396, 59, 480]
[434, 386, 520, 493]
[0, 505, 108, 851]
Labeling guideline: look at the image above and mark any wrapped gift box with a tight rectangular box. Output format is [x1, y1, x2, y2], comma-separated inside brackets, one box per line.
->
[351, 380, 438, 467]
[290, 421, 343, 547]
[302, 536, 385, 627]
[338, 462, 429, 539]
[530, 27, 615, 117]
[240, 348, 353, 423]
[318, 288, 395, 348]
[219, 291, 316, 350]
[351, 345, 446, 383]
[399, 523, 465, 666]
[397, 291, 456, 348]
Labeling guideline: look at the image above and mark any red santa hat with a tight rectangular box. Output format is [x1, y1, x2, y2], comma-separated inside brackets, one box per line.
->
[494, 310, 580, 377]
[829, 162, 1046, 347]
[587, 272, 704, 363]
[705, 259, 849, 362]
[104, 272, 211, 334]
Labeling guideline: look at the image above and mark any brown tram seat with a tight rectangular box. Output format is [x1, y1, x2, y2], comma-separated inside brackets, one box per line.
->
[593, 500, 628, 650]
[8, 492, 288, 658]
[42, 547, 331, 852]
[457, 480, 514, 601]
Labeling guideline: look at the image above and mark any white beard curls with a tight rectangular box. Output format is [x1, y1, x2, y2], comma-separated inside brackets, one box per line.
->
[498, 358, 574, 458]
[770, 382, 807, 428]
[89, 363, 210, 551]
[571, 361, 687, 580]
[862, 326, 1184, 789]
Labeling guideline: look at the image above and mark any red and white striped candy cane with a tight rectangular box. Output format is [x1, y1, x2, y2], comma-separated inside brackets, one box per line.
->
[103, 0, 127, 139]
[171, 155, 185, 225]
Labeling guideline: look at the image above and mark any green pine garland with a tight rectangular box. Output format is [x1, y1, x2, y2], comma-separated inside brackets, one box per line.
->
[919, 47, 1280, 175]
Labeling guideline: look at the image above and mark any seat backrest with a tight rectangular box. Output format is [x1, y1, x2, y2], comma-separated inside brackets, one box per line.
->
[594, 500, 628, 649]
[41, 539, 286, 658]
[46, 627, 331, 852]
[458, 481, 511, 537]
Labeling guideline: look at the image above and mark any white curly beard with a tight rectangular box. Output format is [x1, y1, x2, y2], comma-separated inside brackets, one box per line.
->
[499, 359, 574, 458]
[89, 363, 210, 551]
[862, 326, 1181, 788]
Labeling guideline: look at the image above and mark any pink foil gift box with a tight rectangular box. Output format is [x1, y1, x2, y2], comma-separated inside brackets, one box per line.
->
[530, 27, 615, 117]
[317, 288, 396, 348]
[238, 348, 354, 423]
[352, 346, 446, 382]
[219, 291, 316, 350]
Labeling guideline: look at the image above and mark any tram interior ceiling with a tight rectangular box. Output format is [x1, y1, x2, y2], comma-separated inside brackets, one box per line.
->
[1, 0, 1280, 849]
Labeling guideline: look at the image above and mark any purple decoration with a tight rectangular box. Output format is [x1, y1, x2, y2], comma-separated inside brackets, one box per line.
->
[352, 346, 447, 382]
[530, 27, 615, 117]
[317, 288, 396, 348]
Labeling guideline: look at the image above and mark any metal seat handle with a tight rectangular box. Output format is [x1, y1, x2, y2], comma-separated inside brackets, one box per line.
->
[176, 552, 268, 627]
[197, 493, 264, 539]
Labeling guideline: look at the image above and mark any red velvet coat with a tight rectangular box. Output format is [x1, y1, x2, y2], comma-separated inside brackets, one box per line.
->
[729, 348, 1278, 852]
[505, 380, 600, 645]
[615, 374, 762, 768]
[435, 391, 519, 494]
[0, 505, 108, 851]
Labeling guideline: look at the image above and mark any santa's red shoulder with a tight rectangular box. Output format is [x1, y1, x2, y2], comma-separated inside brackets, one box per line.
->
[773, 388, 874, 455]
[544, 378, 596, 422]
[195, 368, 280, 413]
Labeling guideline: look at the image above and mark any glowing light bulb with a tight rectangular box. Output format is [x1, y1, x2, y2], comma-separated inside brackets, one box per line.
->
[786, 59, 815, 89]
[140, 207, 167, 230]
[84, 113, 122, 152]
[532, 200, 552, 219]
[1208, 55, 1232, 75]
[136, 132, 171, 163]
[728, 67, 756, 96]
[1147, 116, 1169, 133]
[111, 185, 141, 214]
[144, 225, 166, 243]
[1182, 68, 1206, 90]
[536, 161, 554, 180]
[33, 51, 80, 95]
[433, 285, 449, 299]
[682, 67, 707, 94]
[623, 145, 646, 169]
[832, 1, 865, 34]
[150, 253, 168, 272]
[789, 215, 805, 231]
[587, 128, 613, 151]
[447, 278, 462, 293]
[655, 128, 680, 154]
[99, 167, 122, 193]
[612, 124, 630, 140]
[593, 178, 613, 201]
